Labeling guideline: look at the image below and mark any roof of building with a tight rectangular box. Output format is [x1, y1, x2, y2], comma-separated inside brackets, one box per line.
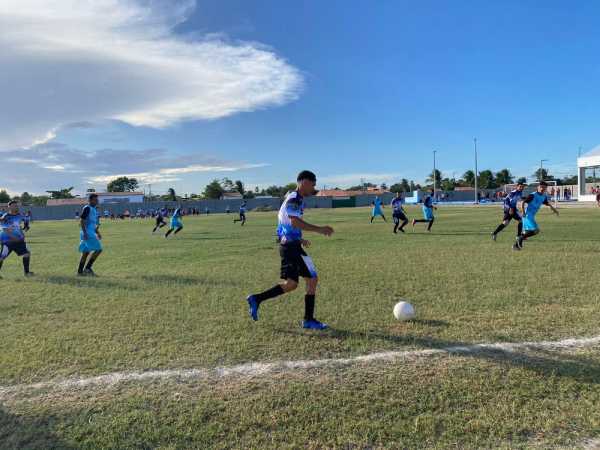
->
[316, 188, 390, 197]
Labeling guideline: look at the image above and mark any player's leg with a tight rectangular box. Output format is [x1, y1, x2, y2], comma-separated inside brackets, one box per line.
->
[174, 226, 183, 235]
[21, 248, 32, 276]
[84, 250, 102, 275]
[165, 226, 174, 237]
[393, 215, 400, 233]
[427, 217, 435, 231]
[241, 214, 246, 226]
[370, 214, 375, 223]
[304, 276, 318, 322]
[297, 252, 326, 329]
[0, 244, 11, 276]
[492, 214, 511, 239]
[381, 214, 387, 222]
[78, 252, 90, 275]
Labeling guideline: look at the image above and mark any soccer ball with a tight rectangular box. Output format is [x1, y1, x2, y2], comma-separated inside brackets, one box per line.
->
[393, 301, 415, 321]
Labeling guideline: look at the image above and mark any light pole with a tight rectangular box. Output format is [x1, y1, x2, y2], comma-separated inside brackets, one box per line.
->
[540, 159, 549, 182]
[433, 150, 437, 200]
[474, 138, 478, 204]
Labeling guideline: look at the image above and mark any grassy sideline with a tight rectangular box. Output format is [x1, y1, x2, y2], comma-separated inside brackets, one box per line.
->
[1, 205, 600, 448]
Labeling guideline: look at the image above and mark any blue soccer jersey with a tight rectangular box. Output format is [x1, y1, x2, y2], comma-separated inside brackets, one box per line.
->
[240, 204, 247, 214]
[524, 192, 548, 218]
[80, 205, 99, 238]
[391, 197, 404, 212]
[423, 195, 434, 208]
[503, 190, 523, 211]
[0, 213, 25, 243]
[277, 190, 304, 244]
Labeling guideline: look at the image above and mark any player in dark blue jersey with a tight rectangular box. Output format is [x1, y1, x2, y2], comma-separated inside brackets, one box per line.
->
[412, 189, 437, 231]
[152, 209, 167, 233]
[78, 194, 103, 276]
[514, 181, 559, 250]
[491, 182, 525, 241]
[233, 202, 247, 226]
[245, 170, 334, 330]
[0, 201, 33, 277]
[390, 192, 409, 233]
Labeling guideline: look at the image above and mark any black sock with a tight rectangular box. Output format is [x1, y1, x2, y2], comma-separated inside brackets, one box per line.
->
[493, 223, 506, 235]
[0, 260, 3, 272]
[174, 226, 183, 234]
[517, 222, 523, 236]
[78, 256, 87, 273]
[304, 294, 315, 321]
[522, 230, 537, 240]
[23, 257, 30, 274]
[393, 223, 399, 233]
[85, 253, 99, 270]
[254, 285, 285, 304]
[427, 218, 435, 231]
[165, 229, 173, 237]
[400, 220, 408, 232]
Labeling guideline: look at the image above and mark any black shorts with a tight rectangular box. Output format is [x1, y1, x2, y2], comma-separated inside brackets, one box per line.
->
[239, 213, 246, 220]
[279, 242, 317, 282]
[393, 211, 407, 223]
[0, 241, 29, 259]
[502, 209, 522, 222]
[156, 217, 166, 225]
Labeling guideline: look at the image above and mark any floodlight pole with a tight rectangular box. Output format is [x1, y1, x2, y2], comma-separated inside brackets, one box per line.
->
[474, 138, 478, 204]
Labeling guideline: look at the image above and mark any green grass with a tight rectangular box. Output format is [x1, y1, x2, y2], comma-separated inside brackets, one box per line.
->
[2, 205, 600, 449]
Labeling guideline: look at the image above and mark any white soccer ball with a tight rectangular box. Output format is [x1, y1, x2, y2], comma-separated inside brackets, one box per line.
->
[393, 301, 415, 321]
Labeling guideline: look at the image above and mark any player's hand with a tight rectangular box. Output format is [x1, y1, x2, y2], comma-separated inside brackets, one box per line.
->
[301, 239, 311, 248]
[319, 226, 334, 236]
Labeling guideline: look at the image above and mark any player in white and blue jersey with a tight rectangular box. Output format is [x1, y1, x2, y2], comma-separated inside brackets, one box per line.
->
[0, 201, 33, 277]
[514, 181, 559, 250]
[165, 207, 183, 237]
[491, 182, 525, 241]
[78, 193, 103, 276]
[391, 192, 409, 233]
[412, 189, 437, 231]
[246, 170, 334, 330]
[233, 201, 247, 226]
[370, 196, 387, 223]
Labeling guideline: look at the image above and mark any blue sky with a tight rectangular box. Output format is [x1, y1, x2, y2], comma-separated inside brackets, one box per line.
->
[1, 0, 599, 195]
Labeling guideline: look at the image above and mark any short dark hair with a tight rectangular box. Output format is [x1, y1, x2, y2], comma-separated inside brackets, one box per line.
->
[517, 181, 526, 186]
[88, 193, 99, 201]
[297, 170, 317, 183]
[539, 181, 548, 187]
[7, 200, 17, 206]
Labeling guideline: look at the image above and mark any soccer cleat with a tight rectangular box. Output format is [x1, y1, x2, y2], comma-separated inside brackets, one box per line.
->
[77, 271, 86, 276]
[512, 243, 521, 251]
[246, 295, 259, 321]
[24, 272, 35, 277]
[84, 268, 97, 277]
[302, 319, 328, 330]
[491, 232, 497, 242]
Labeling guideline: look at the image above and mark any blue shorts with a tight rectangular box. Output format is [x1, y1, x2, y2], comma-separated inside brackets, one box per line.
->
[79, 236, 103, 253]
[171, 218, 182, 228]
[422, 207, 434, 221]
[523, 216, 538, 232]
[372, 207, 383, 216]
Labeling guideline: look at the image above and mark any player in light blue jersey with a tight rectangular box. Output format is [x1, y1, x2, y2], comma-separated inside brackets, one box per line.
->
[391, 192, 409, 233]
[78, 193, 103, 276]
[0, 201, 33, 277]
[412, 189, 437, 231]
[246, 170, 334, 330]
[165, 207, 183, 237]
[370, 196, 387, 223]
[492, 182, 525, 241]
[514, 181, 558, 250]
[233, 201, 247, 226]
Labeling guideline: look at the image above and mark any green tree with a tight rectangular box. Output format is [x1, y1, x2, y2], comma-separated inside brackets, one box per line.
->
[0, 190, 10, 203]
[107, 176, 139, 192]
[380, 183, 388, 190]
[461, 170, 476, 187]
[234, 180, 244, 195]
[533, 168, 554, 182]
[560, 175, 578, 185]
[478, 170, 496, 189]
[203, 180, 224, 199]
[426, 169, 442, 187]
[20, 192, 33, 205]
[495, 169, 514, 186]
[221, 178, 235, 192]
[46, 187, 75, 199]
[440, 178, 457, 191]
[243, 190, 255, 199]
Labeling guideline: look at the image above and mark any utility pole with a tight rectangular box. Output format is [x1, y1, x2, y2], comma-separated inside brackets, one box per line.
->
[474, 138, 478, 204]
[433, 150, 437, 200]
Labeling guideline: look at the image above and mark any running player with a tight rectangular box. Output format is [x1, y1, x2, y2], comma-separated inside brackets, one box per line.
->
[233, 201, 247, 226]
[245, 170, 334, 329]
[513, 181, 559, 251]
[153, 208, 167, 233]
[491, 182, 525, 241]
[165, 206, 183, 237]
[0, 201, 33, 277]
[78, 193, 102, 276]
[370, 196, 387, 223]
[23, 210, 32, 232]
[412, 189, 436, 231]
[391, 192, 409, 233]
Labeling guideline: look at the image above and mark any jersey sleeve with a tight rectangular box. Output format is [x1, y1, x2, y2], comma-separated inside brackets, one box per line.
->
[80, 205, 90, 220]
[285, 194, 303, 218]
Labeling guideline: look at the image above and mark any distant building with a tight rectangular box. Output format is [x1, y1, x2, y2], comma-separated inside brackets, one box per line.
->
[317, 187, 390, 197]
[220, 192, 243, 200]
[47, 192, 145, 206]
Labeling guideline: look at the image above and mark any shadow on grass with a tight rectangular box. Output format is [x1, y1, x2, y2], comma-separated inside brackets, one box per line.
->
[140, 274, 242, 287]
[0, 407, 75, 450]
[274, 327, 600, 384]
[41, 275, 135, 290]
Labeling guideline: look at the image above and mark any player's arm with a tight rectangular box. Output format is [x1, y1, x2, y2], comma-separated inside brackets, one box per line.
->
[521, 194, 533, 216]
[80, 207, 90, 239]
[545, 199, 559, 216]
[290, 217, 333, 236]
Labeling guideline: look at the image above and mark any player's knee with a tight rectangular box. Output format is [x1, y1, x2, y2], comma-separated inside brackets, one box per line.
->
[282, 279, 298, 292]
[306, 276, 318, 292]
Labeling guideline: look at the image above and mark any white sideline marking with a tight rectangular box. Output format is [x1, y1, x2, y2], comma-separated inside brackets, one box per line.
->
[1, 335, 599, 399]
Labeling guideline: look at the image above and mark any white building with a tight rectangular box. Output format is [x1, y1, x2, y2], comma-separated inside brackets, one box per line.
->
[577, 146, 600, 202]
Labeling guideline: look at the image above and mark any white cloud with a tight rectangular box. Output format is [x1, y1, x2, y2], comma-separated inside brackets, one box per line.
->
[0, 0, 303, 148]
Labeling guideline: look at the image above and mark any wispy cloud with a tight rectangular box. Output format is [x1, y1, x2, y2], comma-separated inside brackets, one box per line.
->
[0, 0, 303, 149]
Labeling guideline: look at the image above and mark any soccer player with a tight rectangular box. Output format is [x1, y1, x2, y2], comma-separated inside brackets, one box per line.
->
[78, 193, 103, 276]
[233, 201, 247, 226]
[491, 182, 525, 241]
[412, 189, 436, 231]
[245, 170, 334, 330]
[513, 181, 559, 251]
[370, 196, 387, 223]
[23, 210, 32, 232]
[165, 206, 183, 237]
[153, 208, 167, 233]
[0, 201, 33, 277]
[391, 192, 409, 233]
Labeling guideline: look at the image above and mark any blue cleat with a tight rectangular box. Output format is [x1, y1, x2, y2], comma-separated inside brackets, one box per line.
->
[302, 319, 328, 330]
[246, 295, 259, 321]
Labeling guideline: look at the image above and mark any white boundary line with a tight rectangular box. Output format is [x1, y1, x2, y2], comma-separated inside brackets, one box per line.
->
[1, 334, 599, 399]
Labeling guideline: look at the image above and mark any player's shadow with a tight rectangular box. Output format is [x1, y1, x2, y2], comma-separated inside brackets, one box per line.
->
[276, 327, 600, 385]
[140, 274, 242, 287]
[41, 275, 135, 289]
[0, 407, 76, 450]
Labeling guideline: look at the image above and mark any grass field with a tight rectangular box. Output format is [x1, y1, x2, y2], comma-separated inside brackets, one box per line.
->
[2, 205, 600, 449]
